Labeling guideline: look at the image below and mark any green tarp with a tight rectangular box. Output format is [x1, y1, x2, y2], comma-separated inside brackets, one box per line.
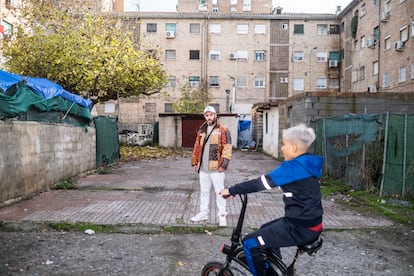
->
[0, 82, 91, 127]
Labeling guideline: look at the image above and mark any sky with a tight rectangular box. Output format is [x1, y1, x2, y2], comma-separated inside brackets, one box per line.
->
[127, 0, 354, 14]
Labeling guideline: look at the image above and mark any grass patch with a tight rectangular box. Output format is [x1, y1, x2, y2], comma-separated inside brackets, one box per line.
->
[50, 222, 117, 233]
[320, 176, 414, 227]
[54, 179, 76, 190]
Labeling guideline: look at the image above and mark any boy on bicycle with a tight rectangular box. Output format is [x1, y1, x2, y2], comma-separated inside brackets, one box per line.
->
[220, 123, 323, 276]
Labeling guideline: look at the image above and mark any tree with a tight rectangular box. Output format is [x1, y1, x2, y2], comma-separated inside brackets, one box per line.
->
[2, 0, 168, 103]
[172, 86, 210, 114]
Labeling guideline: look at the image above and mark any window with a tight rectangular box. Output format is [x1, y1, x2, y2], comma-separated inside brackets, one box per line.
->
[168, 76, 176, 87]
[209, 76, 220, 86]
[147, 23, 157, 33]
[412, 63, 414, 79]
[145, 103, 156, 113]
[293, 78, 304, 91]
[212, 7, 219, 13]
[166, 23, 176, 32]
[329, 51, 340, 61]
[329, 79, 339, 89]
[384, 0, 391, 12]
[383, 72, 390, 88]
[236, 50, 248, 61]
[209, 50, 221, 61]
[373, 61, 379, 75]
[329, 24, 340, 34]
[352, 70, 358, 83]
[316, 51, 328, 62]
[165, 50, 176, 60]
[317, 24, 328, 35]
[243, 0, 251, 11]
[412, 21, 414, 37]
[360, 3, 366, 17]
[374, 26, 380, 41]
[209, 24, 221, 33]
[316, 78, 327, 89]
[281, 23, 288, 30]
[254, 25, 266, 34]
[164, 103, 174, 113]
[0, 20, 12, 39]
[237, 76, 248, 87]
[293, 51, 304, 62]
[199, 0, 207, 11]
[361, 35, 366, 48]
[189, 50, 200, 60]
[212, 0, 218, 4]
[399, 66, 406, 83]
[231, 0, 237, 4]
[189, 76, 200, 87]
[400, 26, 409, 42]
[384, 36, 391, 50]
[190, 23, 200, 34]
[294, 24, 304, 34]
[254, 76, 265, 88]
[359, 66, 365, 81]
[237, 24, 248, 34]
[254, 50, 266, 61]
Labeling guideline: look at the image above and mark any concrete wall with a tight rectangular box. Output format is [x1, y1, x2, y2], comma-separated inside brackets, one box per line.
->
[0, 121, 96, 205]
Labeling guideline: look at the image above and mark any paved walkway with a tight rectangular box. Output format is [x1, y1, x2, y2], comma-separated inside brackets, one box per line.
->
[0, 150, 393, 230]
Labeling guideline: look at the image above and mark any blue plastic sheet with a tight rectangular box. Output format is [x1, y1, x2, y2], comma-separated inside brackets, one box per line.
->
[0, 70, 92, 108]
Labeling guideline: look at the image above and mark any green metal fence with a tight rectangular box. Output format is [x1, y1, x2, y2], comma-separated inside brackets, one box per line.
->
[94, 116, 120, 167]
[315, 113, 414, 198]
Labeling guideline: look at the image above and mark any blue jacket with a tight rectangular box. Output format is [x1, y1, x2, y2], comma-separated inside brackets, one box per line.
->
[229, 153, 324, 227]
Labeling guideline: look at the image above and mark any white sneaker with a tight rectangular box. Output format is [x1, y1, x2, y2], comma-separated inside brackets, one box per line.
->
[219, 215, 227, 227]
[191, 212, 208, 222]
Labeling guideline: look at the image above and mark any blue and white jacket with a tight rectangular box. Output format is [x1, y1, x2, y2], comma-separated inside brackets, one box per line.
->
[229, 153, 324, 228]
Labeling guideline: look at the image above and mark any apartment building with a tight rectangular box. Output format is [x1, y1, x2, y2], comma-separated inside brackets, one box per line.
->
[338, 0, 413, 93]
[2, 0, 413, 136]
[0, 0, 25, 67]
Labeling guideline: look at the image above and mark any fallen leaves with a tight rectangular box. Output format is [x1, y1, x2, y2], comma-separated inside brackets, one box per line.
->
[120, 145, 192, 162]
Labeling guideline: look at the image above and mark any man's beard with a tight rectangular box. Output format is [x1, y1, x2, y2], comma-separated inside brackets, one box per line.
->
[207, 118, 216, 126]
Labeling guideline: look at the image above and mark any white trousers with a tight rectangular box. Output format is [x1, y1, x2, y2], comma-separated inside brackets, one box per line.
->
[198, 171, 227, 217]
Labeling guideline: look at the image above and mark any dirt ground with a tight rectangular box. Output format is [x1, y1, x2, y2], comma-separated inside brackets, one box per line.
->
[0, 224, 413, 275]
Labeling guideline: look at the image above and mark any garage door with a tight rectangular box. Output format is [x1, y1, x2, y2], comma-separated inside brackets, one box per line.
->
[182, 117, 204, 147]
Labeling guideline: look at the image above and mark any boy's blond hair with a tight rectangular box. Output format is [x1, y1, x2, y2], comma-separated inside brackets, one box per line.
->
[282, 123, 316, 149]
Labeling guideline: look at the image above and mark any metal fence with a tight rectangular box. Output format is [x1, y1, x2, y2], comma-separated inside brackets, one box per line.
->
[315, 113, 414, 198]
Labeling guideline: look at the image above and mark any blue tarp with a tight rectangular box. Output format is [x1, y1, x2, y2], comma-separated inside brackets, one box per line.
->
[0, 70, 92, 109]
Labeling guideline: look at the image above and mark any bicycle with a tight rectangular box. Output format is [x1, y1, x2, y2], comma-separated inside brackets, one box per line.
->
[201, 194, 323, 276]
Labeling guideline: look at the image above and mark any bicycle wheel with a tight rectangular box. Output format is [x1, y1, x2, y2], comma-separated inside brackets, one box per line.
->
[201, 261, 234, 276]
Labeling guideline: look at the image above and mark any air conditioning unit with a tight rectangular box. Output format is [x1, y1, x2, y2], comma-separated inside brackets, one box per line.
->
[368, 85, 377, 93]
[366, 37, 376, 48]
[229, 53, 237, 60]
[380, 11, 390, 22]
[198, 4, 207, 11]
[165, 31, 175, 38]
[328, 60, 338, 68]
[394, 40, 404, 51]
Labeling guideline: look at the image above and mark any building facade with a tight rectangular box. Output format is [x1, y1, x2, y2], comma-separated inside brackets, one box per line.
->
[1, 0, 413, 147]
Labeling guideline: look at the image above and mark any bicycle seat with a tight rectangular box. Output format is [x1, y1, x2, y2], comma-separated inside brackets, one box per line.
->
[298, 237, 323, 256]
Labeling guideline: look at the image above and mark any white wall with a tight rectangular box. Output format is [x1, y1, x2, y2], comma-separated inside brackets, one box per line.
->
[262, 107, 280, 158]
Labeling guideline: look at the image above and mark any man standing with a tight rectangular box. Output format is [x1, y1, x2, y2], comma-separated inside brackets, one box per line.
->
[191, 106, 232, 226]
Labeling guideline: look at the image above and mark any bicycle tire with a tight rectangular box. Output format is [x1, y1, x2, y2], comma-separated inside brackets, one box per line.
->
[201, 261, 234, 276]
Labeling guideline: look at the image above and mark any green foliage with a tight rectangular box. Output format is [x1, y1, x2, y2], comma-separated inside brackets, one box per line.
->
[54, 179, 76, 190]
[320, 176, 352, 196]
[351, 15, 358, 39]
[172, 87, 210, 113]
[3, 0, 168, 103]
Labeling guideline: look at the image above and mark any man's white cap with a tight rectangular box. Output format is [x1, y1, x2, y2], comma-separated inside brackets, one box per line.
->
[203, 106, 216, 114]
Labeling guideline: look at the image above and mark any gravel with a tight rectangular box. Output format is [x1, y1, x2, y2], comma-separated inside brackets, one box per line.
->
[0, 225, 413, 276]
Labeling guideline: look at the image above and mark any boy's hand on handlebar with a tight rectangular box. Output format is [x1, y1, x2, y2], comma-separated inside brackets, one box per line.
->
[220, 188, 232, 199]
